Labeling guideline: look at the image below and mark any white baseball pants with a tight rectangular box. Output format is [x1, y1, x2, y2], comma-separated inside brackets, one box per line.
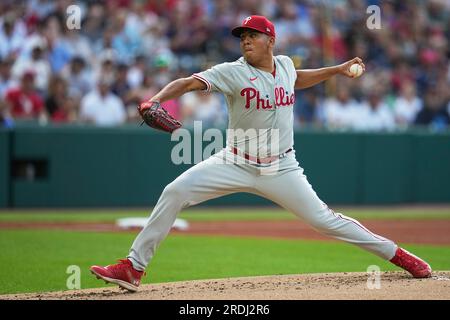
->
[128, 149, 397, 271]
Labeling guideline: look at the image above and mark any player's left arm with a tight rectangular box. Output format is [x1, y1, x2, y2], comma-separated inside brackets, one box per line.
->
[294, 57, 365, 89]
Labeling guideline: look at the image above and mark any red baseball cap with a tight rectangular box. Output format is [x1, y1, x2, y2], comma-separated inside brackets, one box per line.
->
[22, 70, 35, 80]
[231, 15, 276, 38]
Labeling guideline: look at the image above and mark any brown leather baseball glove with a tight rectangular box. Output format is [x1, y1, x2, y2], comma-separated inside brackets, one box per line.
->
[138, 101, 182, 133]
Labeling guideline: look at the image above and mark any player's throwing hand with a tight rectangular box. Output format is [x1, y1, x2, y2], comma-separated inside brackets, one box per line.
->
[338, 57, 366, 78]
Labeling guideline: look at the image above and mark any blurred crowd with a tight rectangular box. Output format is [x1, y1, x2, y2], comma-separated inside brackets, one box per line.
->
[0, 0, 449, 131]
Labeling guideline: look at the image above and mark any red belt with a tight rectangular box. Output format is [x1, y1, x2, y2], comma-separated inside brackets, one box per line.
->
[231, 147, 292, 164]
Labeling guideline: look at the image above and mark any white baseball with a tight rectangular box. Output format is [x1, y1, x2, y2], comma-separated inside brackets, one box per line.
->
[349, 63, 363, 77]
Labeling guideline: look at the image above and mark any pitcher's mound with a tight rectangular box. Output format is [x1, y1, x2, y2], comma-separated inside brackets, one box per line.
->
[3, 271, 450, 300]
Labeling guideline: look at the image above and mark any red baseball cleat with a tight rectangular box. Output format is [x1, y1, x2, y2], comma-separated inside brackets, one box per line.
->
[390, 247, 432, 278]
[90, 259, 145, 292]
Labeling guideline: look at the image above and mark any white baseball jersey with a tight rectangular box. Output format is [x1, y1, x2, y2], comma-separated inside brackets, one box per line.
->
[192, 55, 297, 157]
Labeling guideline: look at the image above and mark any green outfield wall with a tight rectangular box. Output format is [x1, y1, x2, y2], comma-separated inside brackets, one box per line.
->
[1, 125, 449, 207]
[0, 128, 10, 207]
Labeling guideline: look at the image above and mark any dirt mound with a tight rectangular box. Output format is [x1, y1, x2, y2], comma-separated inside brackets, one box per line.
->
[2, 271, 450, 300]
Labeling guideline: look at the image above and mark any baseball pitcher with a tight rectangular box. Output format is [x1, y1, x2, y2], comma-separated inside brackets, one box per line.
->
[90, 16, 432, 292]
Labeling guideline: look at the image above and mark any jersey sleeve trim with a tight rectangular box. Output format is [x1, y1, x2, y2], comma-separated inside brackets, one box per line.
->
[192, 73, 212, 92]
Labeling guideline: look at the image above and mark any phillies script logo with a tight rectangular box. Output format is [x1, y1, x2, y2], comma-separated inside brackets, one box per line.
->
[240, 87, 295, 110]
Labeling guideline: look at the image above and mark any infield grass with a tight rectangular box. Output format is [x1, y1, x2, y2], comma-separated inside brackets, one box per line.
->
[0, 230, 449, 295]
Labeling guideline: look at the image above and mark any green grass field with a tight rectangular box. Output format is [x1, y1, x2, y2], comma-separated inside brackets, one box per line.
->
[1, 207, 450, 222]
[0, 207, 449, 295]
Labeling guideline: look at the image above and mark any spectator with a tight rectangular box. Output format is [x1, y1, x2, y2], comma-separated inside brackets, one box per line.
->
[125, 1, 157, 39]
[19, 15, 48, 61]
[80, 2, 107, 46]
[295, 89, 322, 127]
[45, 75, 65, 116]
[26, 0, 55, 20]
[393, 80, 423, 126]
[354, 91, 395, 131]
[0, 13, 25, 60]
[140, 19, 172, 59]
[391, 62, 416, 93]
[129, 72, 158, 102]
[93, 51, 117, 85]
[180, 91, 226, 128]
[414, 88, 450, 130]
[323, 86, 361, 130]
[4, 71, 46, 120]
[92, 25, 116, 62]
[60, 56, 93, 101]
[274, 1, 317, 56]
[126, 71, 159, 122]
[0, 99, 13, 127]
[110, 9, 142, 64]
[45, 75, 77, 123]
[65, 28, 94, 64]
[80, 75, 126, 126]
[0, 58, 17, 98]
[44, 15, 73, 73]
[168, 0, 208, 57]
[11, 42, 51, 93]
[111, 63, 132, 104]
[51, 97, 78, 123]
[127, 55, 147, 89]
